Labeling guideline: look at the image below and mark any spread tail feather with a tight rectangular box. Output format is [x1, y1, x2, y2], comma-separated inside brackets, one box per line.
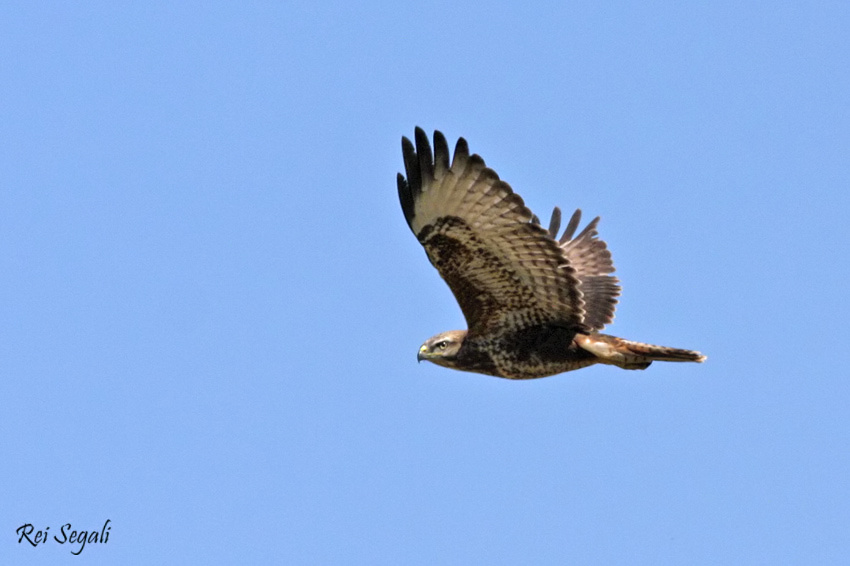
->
[575, 333, 707, 370]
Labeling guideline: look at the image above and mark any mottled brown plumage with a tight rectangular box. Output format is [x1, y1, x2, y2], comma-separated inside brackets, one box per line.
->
[398, 128, 705, 379]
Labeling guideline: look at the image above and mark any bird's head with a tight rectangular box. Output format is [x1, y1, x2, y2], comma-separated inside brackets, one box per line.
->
[417, 330, 466, 368]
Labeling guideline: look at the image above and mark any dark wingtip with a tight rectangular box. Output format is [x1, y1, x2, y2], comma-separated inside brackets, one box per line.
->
[400, 128, 445, 231]
[453, 136, 470, 167]
[414, 127, 434, 186]
[401, 134, 419, 193]
[397, 172, 415, 227]
[433, 130, 450, 174]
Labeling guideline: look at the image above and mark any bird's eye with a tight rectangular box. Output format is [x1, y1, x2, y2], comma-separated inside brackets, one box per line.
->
[437, 341, 448, 350]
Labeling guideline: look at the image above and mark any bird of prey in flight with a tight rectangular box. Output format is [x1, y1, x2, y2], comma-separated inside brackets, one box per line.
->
[397, 127, 705, 379]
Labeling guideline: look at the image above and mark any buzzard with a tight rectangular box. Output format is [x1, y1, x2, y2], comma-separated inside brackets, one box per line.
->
[397, 128, 706, 379]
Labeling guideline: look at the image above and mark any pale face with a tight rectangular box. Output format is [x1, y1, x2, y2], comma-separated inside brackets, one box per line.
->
[417, 331, 465, 368]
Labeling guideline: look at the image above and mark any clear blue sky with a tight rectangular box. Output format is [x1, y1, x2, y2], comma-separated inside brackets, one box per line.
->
[2, 2, 849, 564]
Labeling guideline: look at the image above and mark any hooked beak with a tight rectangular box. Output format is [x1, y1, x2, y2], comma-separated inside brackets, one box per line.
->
[417, 346, 427, 363]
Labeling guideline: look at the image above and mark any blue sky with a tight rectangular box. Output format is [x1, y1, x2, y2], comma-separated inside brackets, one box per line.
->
[2, 2, 849, 564]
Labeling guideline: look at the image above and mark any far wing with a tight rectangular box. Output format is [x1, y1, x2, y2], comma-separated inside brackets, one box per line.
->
[538, 207, 620, 330]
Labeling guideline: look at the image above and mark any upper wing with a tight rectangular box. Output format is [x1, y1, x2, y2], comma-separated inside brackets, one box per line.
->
[397, 128, 586, 336]
[536, 208, 620, 330]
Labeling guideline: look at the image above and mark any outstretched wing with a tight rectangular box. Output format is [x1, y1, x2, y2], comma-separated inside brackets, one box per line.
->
[537, 208, 620, 330]
[397, 128, 586, 337]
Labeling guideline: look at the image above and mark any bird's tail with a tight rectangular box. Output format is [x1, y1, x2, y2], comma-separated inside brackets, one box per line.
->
[575, 333, 707, 370]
